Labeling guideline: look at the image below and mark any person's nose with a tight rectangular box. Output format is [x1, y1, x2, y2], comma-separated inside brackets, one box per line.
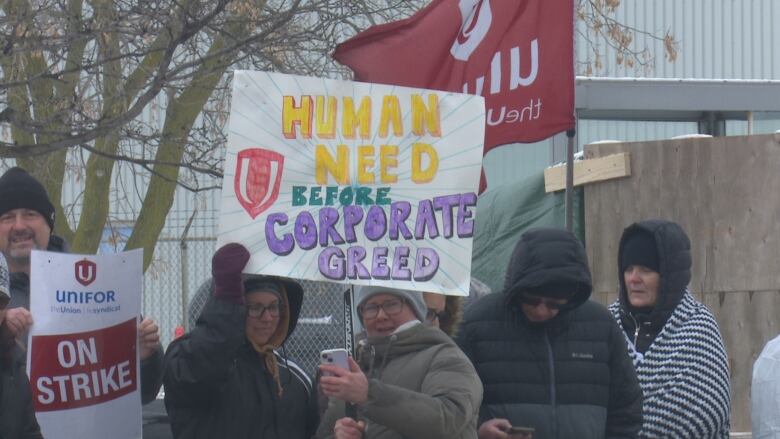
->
[375, 307, 390, 320]
[531, 305, 553, 320]
[9, 213, 26, 230]
[626, 268, 641, 284]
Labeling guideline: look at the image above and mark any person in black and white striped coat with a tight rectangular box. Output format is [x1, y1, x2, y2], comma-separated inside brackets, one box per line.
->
[609, 220, 731, 438]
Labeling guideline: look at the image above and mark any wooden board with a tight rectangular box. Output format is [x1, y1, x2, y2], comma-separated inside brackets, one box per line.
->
[543, 152, 631, 193]
[701, 290, 780, 432]
[584, 134, 780, 294]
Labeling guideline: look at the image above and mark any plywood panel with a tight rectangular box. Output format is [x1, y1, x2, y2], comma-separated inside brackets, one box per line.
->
[590, 291, 618, 307]
[702, 290, 780, 432]
[585, 134, 780, 294]
[709, 139, 780, 293]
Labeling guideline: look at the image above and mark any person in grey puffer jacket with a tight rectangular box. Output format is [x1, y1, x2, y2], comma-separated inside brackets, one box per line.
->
[609, 220, 730, 438]
[458, 227, 643, 439]
[316, 285, 483, 439]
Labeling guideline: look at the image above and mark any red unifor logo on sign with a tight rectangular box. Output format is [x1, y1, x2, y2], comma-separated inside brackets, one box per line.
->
[234, 148, 285, 219]
[29, 318, 138, 412]
[75, 259, 97, 287]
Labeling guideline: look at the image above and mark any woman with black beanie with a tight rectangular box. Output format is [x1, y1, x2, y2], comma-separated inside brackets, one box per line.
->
[609, 220, 731, 438]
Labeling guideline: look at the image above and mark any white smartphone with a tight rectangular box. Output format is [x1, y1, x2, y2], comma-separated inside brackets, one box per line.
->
[320, 348, 350, 376]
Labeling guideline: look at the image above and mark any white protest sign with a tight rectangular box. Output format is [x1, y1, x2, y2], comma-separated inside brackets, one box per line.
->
[27, 249, 143, 439]
[218, 71, 485, 295]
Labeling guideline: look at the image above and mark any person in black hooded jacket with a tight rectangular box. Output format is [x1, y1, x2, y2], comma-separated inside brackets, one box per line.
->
[609, 220, 730, 438]
[0, 253, 42, 439]
[1, 307, 43, 439]
[163, 243, 318, 439]
[457, 227, 642, 439]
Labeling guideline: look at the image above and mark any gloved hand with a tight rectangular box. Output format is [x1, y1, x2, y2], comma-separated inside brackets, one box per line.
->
[212, 243, 250, 304]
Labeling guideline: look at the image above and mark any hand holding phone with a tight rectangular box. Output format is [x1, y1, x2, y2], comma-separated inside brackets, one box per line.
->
[506, 426, 534, 439]
[320, 348, 350, 376]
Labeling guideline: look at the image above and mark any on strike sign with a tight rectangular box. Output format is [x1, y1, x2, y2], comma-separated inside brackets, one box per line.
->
[28, 249, 143, 439]
[31, 319, 137, 411]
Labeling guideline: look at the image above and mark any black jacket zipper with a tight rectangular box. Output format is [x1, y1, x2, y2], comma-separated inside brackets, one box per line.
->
[544, 330, 557, 439]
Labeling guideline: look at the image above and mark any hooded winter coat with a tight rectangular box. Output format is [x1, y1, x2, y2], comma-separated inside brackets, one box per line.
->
[457, 227, 643, 439]
[163, 277, 318, 439]
[7, 235, 164, 405]
[609, 220, 731, 438]
[0, 330, 42, 439]
[316, 323, 483, 439]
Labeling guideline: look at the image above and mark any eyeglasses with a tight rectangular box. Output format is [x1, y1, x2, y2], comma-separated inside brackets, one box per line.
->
[425, 309, 447, 323]
[359, 298, 405, 320]
[519, 295, 568, 310]
[247, 302, 281, 318]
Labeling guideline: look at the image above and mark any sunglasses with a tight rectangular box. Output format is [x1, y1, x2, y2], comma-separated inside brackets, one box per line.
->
[425, 308, 447, 322]
[518, 295, 568, 310]
[425, 309, 447, 323]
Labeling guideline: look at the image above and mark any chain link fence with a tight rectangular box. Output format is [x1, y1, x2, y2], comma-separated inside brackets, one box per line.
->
[140, 237, 215, 350]
[141, 237, 349, 377]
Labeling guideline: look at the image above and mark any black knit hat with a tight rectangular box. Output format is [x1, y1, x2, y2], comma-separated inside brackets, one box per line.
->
[620, 230, 659, 272]
[0, 167, 55, 230]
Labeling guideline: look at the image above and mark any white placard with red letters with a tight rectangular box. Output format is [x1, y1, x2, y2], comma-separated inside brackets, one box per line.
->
[27, 249, 143, 439]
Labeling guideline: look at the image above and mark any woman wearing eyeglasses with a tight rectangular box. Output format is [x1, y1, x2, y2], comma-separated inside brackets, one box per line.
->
[457, 228, 643, 439]
[163, 244, 318, 439]
[316, 285, 483, 439]
[0, 253, 43, 439]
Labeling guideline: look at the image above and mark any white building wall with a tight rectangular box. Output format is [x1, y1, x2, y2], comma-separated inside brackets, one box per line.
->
[577, 0, 780, 80]
[485, 0, 780, 187]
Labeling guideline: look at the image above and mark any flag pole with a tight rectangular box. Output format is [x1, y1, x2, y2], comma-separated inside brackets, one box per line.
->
[344, 286, 357, 420]
[344, 286, 355, 357]
[565, 0, 577, 233]
[565, 129, 576, 232]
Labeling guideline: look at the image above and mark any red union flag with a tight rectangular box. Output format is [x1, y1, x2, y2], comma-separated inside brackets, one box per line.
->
[334, 0, 574, 150]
